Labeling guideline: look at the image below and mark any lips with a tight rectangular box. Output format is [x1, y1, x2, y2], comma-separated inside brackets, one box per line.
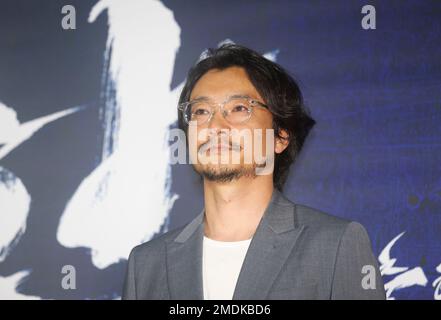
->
[210, 144, 231, 151]
[199, 140, 241, 155]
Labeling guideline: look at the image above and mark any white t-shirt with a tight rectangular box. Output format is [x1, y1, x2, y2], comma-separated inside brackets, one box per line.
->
[202, 235, 252, 300]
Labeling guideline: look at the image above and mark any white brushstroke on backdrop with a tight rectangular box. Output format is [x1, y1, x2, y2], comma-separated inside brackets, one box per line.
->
[56, 0, 181, 269]
[379, 232, 428, 299]
[0, 101, 77, 299]
[0, 101, 80, 262]
[0, 271, 40, 300]
[0, 102, 80, 160]
[379, 232, 409, 276]
[433, 263, 441, 300]
[0, 167, 30, 263]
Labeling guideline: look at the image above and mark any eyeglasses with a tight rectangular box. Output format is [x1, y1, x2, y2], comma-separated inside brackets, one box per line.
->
[178, 95, 269, 126]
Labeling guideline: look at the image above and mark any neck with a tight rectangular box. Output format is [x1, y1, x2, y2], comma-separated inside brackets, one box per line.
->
[203, 175, 274, 241]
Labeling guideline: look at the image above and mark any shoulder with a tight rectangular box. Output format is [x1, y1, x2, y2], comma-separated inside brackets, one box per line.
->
[278, 193, 371, 247]
[276, 190, 349, 229]
[128, 224, 186, 261]
[295, 203, 370, 239]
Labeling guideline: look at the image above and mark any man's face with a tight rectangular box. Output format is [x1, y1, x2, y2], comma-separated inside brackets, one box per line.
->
[188, 66, 283, 183]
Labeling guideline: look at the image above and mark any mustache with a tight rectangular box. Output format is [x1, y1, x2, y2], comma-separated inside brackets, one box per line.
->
[198, 137, 242, 155]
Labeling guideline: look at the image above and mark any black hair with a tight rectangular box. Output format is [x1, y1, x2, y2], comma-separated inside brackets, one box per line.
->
[178, 43, 316, 191]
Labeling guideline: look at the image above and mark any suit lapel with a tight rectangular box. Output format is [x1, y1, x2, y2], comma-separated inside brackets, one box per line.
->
[232, 190, 305, 300]
[166, 209, 205, 299]
[166, 189, 305, 300]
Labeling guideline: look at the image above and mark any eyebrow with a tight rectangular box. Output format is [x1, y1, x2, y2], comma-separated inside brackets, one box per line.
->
[190, 94, 253, 102]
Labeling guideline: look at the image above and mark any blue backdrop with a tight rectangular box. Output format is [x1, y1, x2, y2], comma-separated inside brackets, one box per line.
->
[0, 0, 440, 299]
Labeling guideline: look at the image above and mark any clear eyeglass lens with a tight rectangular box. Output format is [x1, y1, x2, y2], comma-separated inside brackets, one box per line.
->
[185, 98, 252, 125]
[224, 98, 252, 123]
[187, 101, 211, 124]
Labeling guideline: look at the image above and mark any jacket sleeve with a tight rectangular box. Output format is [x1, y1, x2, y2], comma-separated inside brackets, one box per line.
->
[122, 246, 138, 300]
[330, 221, 386, 300]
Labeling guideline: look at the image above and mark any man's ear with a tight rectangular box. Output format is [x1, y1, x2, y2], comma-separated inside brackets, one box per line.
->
[275, 129, 289, 154]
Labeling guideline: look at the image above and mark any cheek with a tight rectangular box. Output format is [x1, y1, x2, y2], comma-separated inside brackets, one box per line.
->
[246, 114, 274, 140]
[187, 125, 208, 146]
[253, 111, 273, 129]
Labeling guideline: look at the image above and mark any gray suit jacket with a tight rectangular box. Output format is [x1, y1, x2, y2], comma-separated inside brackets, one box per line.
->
[122, 189, 386, 300]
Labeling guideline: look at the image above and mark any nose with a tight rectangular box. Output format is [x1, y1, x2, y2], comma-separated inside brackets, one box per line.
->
[207, 105, 232, 131]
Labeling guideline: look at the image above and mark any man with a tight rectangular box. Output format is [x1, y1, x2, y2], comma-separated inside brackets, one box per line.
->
[122, 44, 386, 300]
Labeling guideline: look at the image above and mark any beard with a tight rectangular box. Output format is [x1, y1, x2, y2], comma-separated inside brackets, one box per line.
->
[194, 162, 267, 183]
[193, 133, 271, 183]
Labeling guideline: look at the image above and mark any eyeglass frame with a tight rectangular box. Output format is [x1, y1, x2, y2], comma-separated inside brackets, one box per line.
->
[178, 94, 269, 125]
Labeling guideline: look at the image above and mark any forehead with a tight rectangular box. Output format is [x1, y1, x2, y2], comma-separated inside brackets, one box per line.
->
[190, 66, 264, 102]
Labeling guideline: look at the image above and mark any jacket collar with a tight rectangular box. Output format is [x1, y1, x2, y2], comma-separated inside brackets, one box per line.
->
[165, 188, 305, 299]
